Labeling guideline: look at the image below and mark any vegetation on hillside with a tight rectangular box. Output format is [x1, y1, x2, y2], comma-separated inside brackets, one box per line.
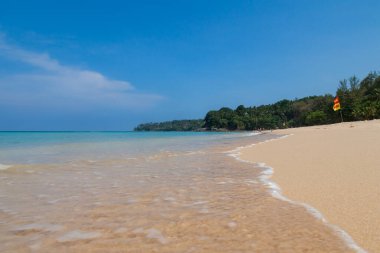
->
[204, 95, 335, 130]
[134, 119, 205, 131]
[135, 71, 380, 131]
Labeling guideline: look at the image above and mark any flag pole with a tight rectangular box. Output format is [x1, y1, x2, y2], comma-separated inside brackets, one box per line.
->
[333, 96, 343, 123]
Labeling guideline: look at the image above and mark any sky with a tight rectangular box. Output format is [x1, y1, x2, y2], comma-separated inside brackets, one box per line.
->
[0, 0, 379, 130]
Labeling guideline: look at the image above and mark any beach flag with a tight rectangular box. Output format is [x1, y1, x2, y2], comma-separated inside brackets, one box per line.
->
[333, 97, 341, 111]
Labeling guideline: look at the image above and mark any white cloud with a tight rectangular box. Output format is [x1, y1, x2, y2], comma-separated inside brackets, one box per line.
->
[0, 34, 163, 110]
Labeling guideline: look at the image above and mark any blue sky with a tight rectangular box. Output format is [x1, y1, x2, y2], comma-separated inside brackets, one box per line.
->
[0, 0, 379, 130]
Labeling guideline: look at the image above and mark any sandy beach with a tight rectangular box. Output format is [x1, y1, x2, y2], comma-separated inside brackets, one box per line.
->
[239, 120, 380, 252]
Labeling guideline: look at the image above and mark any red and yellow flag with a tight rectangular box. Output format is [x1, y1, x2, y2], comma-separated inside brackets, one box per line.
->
[333, 96, 341, 111]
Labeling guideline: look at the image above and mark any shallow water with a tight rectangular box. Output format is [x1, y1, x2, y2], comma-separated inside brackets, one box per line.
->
[0, 132, 354, 252]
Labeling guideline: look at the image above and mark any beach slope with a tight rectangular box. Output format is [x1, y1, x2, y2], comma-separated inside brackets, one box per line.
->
[239, 120, 380, 252]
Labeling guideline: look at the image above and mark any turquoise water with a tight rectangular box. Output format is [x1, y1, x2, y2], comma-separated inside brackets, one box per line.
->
[0, 131, 254, 164]
[0, 131, 234, 148]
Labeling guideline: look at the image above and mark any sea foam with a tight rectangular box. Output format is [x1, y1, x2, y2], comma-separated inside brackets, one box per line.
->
[0, 164, 12, 171]
[57, 230, 101, 242]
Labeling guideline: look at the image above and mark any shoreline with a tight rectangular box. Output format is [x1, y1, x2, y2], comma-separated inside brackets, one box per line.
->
[228, 135, 365, 253]
[237, 120, 380, 253]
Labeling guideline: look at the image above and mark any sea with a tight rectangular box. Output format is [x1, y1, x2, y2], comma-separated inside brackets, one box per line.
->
[0, 131, 358, 252]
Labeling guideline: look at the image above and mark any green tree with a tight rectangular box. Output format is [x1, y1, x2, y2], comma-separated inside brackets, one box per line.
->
[305, 111, 327, 125]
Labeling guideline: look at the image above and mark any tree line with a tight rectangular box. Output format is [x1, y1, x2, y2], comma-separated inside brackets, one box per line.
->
[134, 119, 205, 131]
[135, 71, 380, 131]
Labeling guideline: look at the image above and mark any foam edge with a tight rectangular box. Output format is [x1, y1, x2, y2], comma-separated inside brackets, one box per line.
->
[0, 164, 12, 171]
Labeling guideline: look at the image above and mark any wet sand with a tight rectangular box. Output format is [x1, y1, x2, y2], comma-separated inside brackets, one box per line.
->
[239, 120, 380, 252]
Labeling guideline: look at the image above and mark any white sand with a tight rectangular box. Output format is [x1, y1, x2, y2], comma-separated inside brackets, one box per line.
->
[239, 120, 380, 252]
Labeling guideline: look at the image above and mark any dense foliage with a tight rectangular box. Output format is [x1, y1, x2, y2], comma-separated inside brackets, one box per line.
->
[134, 119, 205, 131]
[135, 71, 380, 131]
[336, 72, 380, 121]
[204, 96, 335, 130]
[204, 71, 380, 130]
